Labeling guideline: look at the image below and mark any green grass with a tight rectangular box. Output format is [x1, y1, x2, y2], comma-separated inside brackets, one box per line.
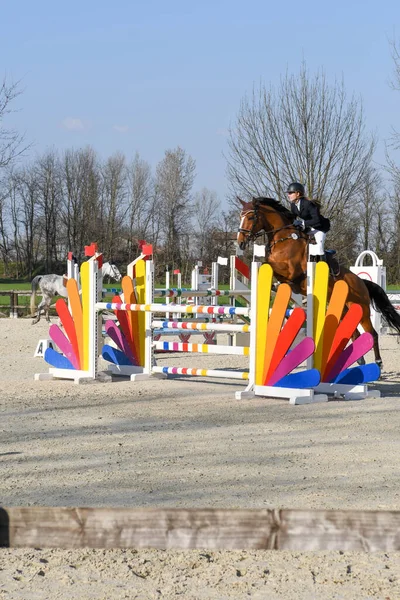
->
[0, 282, 31, 290]
[6, 278, 400, 315]
[0, 281, 235, 314]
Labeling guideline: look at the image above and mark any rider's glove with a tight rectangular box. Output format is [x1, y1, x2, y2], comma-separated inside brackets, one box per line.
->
[293, 218, 305, 230]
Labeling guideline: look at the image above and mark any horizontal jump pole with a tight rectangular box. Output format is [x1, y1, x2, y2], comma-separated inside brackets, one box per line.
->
[153, 366, 249, 379]
[102, 288, 122, 294]
[153, 328, 209, 335]
[95, 302, 251, 316]
[153, 288, 252, 298]
[153, 341, 250, 355]
[152, 320, 250, 333]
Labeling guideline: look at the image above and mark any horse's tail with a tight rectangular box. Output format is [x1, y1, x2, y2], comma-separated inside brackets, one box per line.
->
[30, 276, 42, 316]
[364, 280, 400, 334]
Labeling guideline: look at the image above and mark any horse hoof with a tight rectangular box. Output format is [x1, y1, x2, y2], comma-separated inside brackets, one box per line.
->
[376, 360, 383, 368]
[357, 357, 366, 366]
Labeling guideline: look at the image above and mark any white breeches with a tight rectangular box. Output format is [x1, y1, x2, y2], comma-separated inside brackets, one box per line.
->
[308, 229, 326, 256]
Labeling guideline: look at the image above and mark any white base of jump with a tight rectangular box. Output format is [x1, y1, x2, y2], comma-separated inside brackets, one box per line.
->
[235, 384, 329, 405]
[35, 368, 95, 384]
[106, 364, 167, 381]
[315, 382, 381, 401]
[106, 364, 147, 377]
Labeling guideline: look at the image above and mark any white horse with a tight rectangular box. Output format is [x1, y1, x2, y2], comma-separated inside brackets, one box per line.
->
[30, 262, 122, 324]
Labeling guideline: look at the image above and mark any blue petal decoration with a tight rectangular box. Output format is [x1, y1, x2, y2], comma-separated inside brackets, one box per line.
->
[44, 347, 74, 370]
[274, 369, 321, 388]
[102, 345, 135, 366]
[332, 363, 381, 384]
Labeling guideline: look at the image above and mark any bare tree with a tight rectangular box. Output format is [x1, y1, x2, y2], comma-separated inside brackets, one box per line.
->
[389, 37, 400, 150]
[155, 147, 196, 267]
[60, 146, 101, 258]
[0, 77, 29, 170]
[0, 177, 12, 273]
[385, 178, 400, 282]
[99, 152, 126, 260]
[124, 152, 154, 260]
[227, 63, 376, 249]
[8, 166, 41, 277]
[35, 149, 61, 271]
[356, 168, 386, 252]
[192, 188, 221, 263]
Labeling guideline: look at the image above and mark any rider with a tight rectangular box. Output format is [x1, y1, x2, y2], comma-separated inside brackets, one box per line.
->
[286, 182, 330, 263]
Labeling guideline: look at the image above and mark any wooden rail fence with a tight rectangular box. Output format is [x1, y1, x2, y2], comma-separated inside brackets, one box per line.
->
[0, 290, 32, 318]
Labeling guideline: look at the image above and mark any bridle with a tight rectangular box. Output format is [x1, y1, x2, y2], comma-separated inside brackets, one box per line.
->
[238, 208, 265, 241]
[104, 262, 122, 281]
[110, 264, 122, 281]
[238, 202, 306, 250]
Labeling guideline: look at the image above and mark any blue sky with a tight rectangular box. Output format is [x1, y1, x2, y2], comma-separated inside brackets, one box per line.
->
[1, 0, 399, 208]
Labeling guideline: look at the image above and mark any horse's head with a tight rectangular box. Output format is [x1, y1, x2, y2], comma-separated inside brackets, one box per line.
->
[237, 198, 262, 250]
[110, 263, 122, 281]
[237, 196, 295, 250]
[103, 262, 122, 281]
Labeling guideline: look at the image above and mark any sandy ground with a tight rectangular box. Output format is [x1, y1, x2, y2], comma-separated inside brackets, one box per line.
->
[1, 317, 400, 598]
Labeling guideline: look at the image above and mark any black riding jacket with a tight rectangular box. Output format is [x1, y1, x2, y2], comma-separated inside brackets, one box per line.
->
[290, 198, 330, 233]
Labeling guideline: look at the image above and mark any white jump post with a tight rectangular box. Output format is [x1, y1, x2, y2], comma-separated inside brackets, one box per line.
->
[66, 252, 80, 314]
[350, 250, 387, 334]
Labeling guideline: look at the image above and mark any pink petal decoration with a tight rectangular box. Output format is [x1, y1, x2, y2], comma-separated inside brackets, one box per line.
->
[324, 332, 374, 382]
[49, 324, 80, 370]
[105, 320, 137, 365]
[267, 337, 315, 386]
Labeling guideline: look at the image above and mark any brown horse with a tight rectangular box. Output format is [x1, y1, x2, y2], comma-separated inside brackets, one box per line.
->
[237, 197, 400, 367]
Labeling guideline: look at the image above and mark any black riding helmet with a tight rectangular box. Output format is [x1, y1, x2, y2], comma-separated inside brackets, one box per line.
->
[286, 182, 305, 196]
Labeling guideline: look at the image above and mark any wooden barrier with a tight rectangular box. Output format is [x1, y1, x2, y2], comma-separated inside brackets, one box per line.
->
[1, 507, 400, 551]
[0, 290, 31, 318]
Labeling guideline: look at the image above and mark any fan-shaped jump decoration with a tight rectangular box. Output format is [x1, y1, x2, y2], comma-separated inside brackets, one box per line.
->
[101, 258, 146, 368]
[311, 262, 380, 397]
[43, 277, 83, 371]
[254, 266, 320, 388]
[239, 263, 326, 404]
[238, 261, 380, 404]
[39, 261, 95, 382]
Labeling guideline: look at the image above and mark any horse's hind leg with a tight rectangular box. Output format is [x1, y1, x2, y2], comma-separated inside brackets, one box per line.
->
[32, 298, 48, 325]
[360, 315, 382, 367]
[31, 312, 40, 325]
[351, 328, 366, 366]
[31, 299, 43, 324]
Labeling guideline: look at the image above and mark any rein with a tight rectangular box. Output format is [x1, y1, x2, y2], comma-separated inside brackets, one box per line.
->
[239, 206, 307, 249]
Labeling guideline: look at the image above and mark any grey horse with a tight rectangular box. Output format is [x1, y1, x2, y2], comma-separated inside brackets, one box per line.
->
[30, 262, 122, 324]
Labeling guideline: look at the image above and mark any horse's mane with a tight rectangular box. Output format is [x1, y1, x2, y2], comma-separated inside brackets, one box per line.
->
[254, 197, 294, 221]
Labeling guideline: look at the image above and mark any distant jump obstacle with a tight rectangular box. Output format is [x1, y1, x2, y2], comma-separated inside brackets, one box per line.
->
[35, 246, 381, 404]
[155, 257, 229, 345]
